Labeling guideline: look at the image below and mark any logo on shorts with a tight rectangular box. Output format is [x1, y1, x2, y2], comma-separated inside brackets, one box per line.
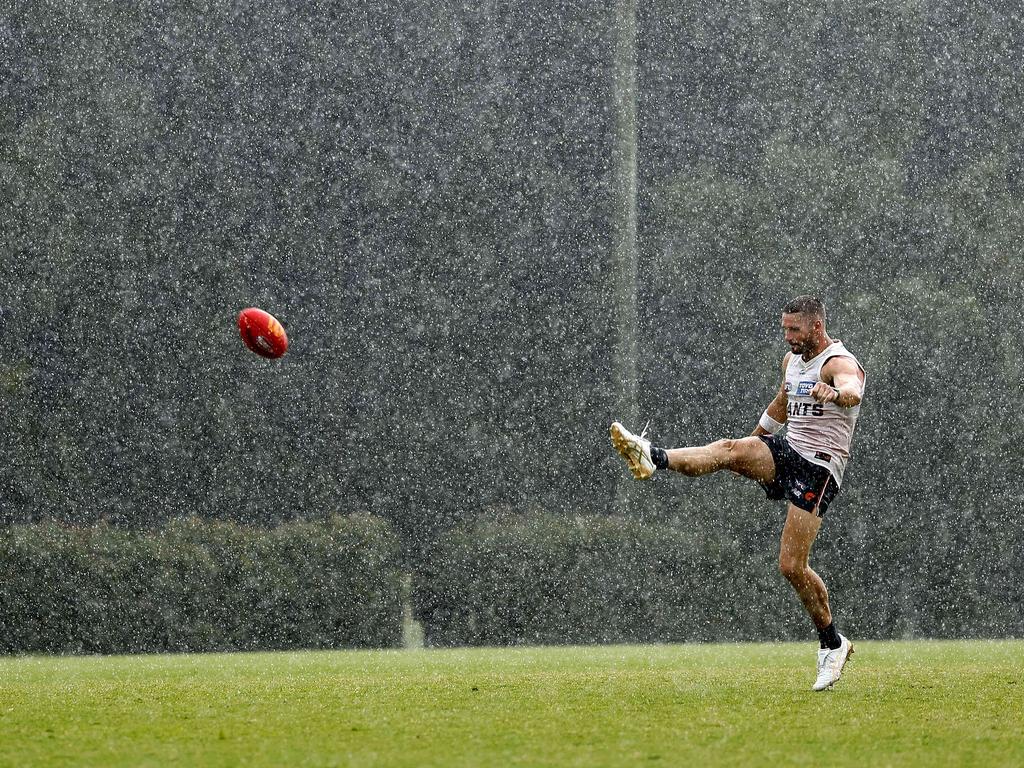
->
[804, 491, 816, 501]
[814, 451, 832, 462]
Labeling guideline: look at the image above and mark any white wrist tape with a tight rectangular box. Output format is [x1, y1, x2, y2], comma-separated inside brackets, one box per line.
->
[759, 411, 784, 434]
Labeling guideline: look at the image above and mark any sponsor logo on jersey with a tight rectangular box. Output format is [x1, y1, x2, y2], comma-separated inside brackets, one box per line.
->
[796, 380, 816, 396]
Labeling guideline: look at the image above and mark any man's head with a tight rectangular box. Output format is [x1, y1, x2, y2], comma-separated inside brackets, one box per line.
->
[781, 296, 827, 357]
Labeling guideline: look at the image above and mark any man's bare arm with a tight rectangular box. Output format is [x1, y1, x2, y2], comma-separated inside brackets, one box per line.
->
[752, 353, 791, 436]
[811, 356, 864, 408]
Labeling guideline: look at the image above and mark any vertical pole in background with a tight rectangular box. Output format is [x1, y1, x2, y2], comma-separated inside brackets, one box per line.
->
[611, 0, 639, 512]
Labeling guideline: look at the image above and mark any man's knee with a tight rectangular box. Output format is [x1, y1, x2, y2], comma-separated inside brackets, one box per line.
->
[712, 438, 741, 468]
[779, 555, 804, 582]
[704, 437, 772, 483]
[713, 437, 760, 473]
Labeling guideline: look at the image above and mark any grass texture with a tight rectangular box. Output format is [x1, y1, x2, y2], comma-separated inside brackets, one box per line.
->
[1, 640, 1021, 767]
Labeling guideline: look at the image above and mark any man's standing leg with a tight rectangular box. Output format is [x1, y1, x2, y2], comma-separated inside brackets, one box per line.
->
[779, 503, 853, 690]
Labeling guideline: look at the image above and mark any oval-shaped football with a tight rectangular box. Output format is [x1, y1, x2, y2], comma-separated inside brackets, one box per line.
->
[238, 307, 288, 359]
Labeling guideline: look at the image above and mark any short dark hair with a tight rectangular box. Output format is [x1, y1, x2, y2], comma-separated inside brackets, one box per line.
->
[783, 295, 826, 321]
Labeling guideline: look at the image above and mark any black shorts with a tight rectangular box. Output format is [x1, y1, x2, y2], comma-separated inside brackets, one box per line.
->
[757, 435, 840, 517]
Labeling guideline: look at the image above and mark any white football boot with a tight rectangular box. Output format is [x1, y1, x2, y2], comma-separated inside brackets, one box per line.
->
[609, 422, 656, 480]
[812, 634, 854, 691]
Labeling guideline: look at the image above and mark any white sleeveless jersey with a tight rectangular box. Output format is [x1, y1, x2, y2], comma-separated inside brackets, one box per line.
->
[783, 340, 864, 486]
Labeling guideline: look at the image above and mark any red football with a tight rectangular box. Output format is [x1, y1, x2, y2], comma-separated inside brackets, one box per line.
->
[238, 307, 288, 359]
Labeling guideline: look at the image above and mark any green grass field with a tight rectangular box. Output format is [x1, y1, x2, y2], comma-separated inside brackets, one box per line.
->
[2, 640, 1022, 767]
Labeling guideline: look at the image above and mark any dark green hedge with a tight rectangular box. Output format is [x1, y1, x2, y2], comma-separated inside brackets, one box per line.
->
[413, 513, 808, 647]
[0, 515, 403, 654]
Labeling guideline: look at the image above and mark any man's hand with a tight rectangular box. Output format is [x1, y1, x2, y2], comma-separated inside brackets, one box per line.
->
[810, 382, 840, 404]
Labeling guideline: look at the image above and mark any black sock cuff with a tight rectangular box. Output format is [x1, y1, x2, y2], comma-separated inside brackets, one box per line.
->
[817, 622, 842, 650]
[650, 446, 669, 470]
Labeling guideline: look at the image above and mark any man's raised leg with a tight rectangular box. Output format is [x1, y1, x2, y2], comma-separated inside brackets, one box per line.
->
[665, 437, 775, 483]
[610, 425, 776, 484]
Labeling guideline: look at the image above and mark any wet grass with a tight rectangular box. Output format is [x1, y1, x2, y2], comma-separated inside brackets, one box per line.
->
[1, 640, 1021, 767]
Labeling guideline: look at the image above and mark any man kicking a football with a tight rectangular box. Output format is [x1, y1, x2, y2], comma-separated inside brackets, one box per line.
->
[610, 296, 865, 691]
